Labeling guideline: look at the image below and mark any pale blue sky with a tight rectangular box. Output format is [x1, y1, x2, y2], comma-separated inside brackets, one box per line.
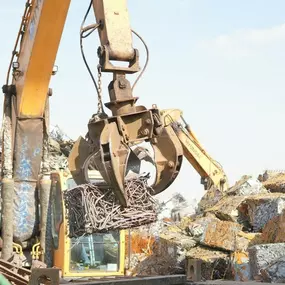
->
[1, 1, 285, 203]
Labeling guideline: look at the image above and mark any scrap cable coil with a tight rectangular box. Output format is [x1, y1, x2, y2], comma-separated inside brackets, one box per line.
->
[64, 175, 158, 237]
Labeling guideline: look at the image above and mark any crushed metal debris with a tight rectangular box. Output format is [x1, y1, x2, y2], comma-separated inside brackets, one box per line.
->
[125, 173, 285, 282]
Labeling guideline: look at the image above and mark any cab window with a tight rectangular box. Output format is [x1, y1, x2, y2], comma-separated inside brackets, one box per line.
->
[69, 231, 120, 272]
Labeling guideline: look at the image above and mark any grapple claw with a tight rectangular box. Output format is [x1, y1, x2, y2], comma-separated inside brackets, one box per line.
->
[68, 126, 131, 207]
[98, 122, 129, 207]
[68, 136, 92, 185]
[151, 125, 183, 194]
[68, 71, 184, 207]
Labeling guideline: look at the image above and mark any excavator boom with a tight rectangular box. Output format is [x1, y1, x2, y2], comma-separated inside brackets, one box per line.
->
[160, 109, 229, 192]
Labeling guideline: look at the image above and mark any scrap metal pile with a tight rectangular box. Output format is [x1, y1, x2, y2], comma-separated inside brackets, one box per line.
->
[64, 175, 158, 237]
[48, 125, 74, 170]
[125, 172, 285, 283]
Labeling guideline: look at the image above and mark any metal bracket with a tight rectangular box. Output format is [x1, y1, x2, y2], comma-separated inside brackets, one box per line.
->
[29, 268, 60, 285]
[186, 258, 202, 282]
[98, 46, 140, 74]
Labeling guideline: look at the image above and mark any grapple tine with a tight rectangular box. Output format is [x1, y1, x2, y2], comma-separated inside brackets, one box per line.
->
[151, 125, 183, 194]
[68, 136, 92, 185]
[126, 149, 141, 175]
[99, 122, 129, 207]
[68, 125, 130, 207]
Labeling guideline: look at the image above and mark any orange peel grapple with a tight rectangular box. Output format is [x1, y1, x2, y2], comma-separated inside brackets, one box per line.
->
[68, 0, 183, 207]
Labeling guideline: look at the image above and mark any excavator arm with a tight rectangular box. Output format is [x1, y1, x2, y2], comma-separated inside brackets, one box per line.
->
[160, 109, 229, 192]
[1, 0, 183, 260]
[2, 0, 72, 256]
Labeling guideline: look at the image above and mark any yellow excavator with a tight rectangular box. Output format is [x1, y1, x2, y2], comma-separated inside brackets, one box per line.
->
[0, 0, 229, 283]
[160, 109, 229, 192]
[1, 0, 183, 267]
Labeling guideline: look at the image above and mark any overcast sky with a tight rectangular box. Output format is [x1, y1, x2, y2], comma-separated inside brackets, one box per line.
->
[1, 1, 285, 204]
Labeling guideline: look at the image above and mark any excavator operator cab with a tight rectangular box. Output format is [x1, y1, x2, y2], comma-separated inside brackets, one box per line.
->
[50, 170, 125, 278]
[69, 232, 121, 272]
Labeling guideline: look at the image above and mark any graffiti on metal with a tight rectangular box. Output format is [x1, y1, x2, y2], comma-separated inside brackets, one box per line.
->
[14, 136, 41, 240]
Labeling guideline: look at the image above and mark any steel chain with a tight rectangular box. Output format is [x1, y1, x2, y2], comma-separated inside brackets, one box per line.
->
[97, 65, 103, 113]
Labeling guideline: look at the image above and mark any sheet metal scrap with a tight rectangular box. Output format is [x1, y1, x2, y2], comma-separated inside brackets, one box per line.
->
[64, 176, 158, 237]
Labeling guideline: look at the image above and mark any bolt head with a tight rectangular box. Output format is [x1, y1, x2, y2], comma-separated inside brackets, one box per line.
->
[118, 78, 127, 89]
[168, 161, 174, 168]
[145, 119, 152, 125]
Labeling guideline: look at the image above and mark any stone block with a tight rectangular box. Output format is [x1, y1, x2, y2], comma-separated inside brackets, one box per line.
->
[248, 243, 285, 279]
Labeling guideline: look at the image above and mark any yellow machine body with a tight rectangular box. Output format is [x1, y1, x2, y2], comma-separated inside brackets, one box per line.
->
[51, 170, 125, 278]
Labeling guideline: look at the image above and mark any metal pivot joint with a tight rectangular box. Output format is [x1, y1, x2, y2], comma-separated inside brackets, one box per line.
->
[97, 46, 140, 74]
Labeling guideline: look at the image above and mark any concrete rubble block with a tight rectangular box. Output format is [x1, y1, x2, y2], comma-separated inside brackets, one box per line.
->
[188, 215, 242, 251]
[262, 172, 285, 193]
[239, 193, 285, 232]
[227, 175, 268, 196]
[186, 246, 231, 280]
[231, 251, 252, 281]
[248, 243, 285, 280]
[260, 256, 285, 283]
[261, 209, 285, 243]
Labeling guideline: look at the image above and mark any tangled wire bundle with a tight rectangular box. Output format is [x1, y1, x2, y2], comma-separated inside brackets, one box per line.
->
[64, 176, 158, 238]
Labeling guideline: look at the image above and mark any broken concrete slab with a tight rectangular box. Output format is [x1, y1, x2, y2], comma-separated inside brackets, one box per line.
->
[187, 216, 242, 251]
[248, 243, 285, 280]
[186, 246, 231, 280]
[240, 193, 285, 232]
[260, 256, 285, 283]
[261, 209, 285, 243]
